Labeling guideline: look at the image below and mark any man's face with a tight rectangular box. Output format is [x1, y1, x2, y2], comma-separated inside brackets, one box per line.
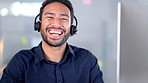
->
[40, 2, 71, 47]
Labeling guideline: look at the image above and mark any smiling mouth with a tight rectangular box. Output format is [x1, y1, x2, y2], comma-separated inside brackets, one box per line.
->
[46, 27, 66, 40]
[49, 30, 63, 35]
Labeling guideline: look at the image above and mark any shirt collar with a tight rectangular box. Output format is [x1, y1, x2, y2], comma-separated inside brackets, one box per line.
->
[34, 42, 75, 64]
[34, 42, 46, 64]
[65, 43, 75, 57]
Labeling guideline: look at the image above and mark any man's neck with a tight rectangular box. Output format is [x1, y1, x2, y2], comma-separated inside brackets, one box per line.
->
[42, 41, 66, 63]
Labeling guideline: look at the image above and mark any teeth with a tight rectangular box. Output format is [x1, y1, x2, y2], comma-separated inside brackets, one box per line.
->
[50, 30, 62, 35]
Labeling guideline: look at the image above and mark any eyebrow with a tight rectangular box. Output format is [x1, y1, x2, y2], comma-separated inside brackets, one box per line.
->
[44, 12, 54, 15]
[44, 12, 69, 18]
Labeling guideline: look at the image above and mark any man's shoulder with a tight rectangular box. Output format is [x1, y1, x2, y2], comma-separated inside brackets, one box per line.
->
[69, 45, 98, 67]
[13, 46, 38, 61]
[69, 45, 95, 57]
[70, 45, 90, 52]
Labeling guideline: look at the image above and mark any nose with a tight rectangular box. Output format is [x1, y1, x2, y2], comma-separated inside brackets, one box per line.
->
[51, 19, 62, 27]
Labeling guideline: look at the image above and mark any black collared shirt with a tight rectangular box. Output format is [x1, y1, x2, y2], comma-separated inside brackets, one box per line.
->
[0, 42, 104, 83]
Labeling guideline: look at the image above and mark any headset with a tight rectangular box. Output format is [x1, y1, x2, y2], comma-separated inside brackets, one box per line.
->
[34, 14, 78, 36]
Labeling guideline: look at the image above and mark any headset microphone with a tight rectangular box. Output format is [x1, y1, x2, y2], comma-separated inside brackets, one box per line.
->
[34, 14, 78, 36]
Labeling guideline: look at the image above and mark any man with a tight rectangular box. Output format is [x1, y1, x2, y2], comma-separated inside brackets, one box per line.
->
[0, 0, 104, 83]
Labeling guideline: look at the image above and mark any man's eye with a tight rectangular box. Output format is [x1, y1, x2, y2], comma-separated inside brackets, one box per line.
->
[61, 18, 68, 21]
[46, 16, 53, 19]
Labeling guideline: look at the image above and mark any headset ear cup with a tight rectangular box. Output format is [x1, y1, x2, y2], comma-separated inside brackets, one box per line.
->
[70, 25, 78, 36]
[34, 21, 41, 32]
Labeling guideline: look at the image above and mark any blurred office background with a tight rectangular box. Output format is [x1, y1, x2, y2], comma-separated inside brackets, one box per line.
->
[0, 0, 148, 83]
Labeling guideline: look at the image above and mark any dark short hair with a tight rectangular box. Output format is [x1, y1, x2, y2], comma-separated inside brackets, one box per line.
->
[39, 0, 74, 23]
